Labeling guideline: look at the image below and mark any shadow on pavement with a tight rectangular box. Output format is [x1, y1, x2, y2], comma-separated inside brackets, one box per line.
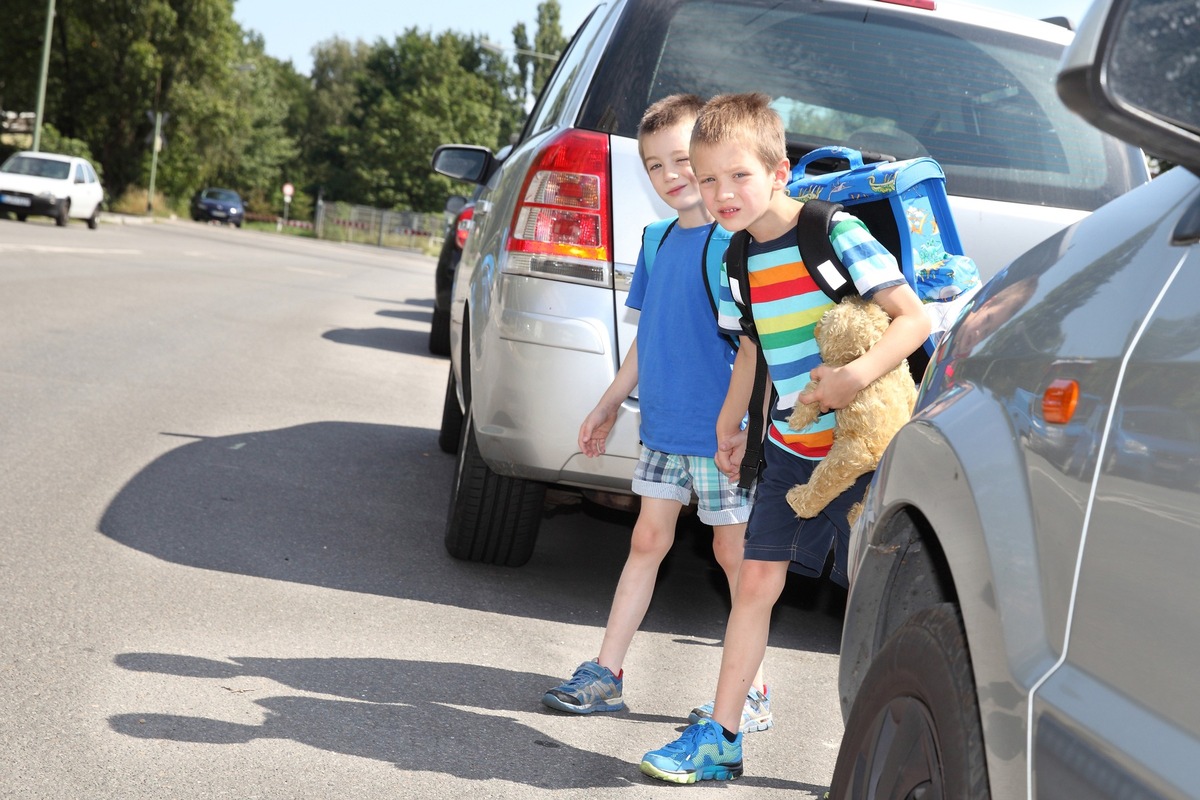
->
[108, 653, 827, 793]
[98, 421, 843, 649]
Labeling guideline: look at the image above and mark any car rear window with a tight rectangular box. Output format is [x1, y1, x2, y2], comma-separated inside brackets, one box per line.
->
[578, 0, 1142, 210]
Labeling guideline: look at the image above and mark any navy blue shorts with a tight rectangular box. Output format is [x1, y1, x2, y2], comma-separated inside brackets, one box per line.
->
[744, 442, 874, 588]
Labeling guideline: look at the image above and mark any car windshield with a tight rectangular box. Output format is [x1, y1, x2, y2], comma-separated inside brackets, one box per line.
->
[579, 0, 1142, 211]
[203, 189, 240, 202]
[1, 155, 72, 181]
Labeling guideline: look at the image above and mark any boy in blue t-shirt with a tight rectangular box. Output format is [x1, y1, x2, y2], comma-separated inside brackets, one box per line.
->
[541, 95, 770, 734]
[639, 93, 931, 783]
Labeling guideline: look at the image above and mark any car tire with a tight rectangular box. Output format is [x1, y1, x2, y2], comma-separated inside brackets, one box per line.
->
[55, 200, 70, 227]
[87, 207, 99, 230]
[445, 402, 545, 567]
[438, 368, 463, 454]
[16, 213, 27, 222]
[830, 603, 990, 800]
[429, 306, 451, 356]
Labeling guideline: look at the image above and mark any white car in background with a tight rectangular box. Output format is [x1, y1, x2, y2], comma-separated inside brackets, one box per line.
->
[0, 151, 104, 229]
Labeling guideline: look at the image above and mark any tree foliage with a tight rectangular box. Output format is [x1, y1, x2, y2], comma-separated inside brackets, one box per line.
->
[0, 0, 565, 215]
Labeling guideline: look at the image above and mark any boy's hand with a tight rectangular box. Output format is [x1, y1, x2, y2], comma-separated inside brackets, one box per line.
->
[797, 363, 868, 413]
[579, 404, 619, 457]
[715, 429, 747, 480]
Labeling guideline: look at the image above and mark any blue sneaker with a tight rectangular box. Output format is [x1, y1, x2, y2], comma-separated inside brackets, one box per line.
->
[541, 660, 625, 714]
[640, 719, 743, 783]
[687, 685, 773, 733]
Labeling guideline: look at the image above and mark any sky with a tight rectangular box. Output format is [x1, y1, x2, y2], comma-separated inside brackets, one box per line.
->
[233, 0, 1095, 77]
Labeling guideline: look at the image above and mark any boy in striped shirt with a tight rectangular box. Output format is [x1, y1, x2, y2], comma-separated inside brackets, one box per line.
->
[640, 93, 930, 784]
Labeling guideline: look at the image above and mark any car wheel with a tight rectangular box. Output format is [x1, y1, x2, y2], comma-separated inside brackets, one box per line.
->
[831, 603, 990, 799]
[429, 306, 451, 356]
[438, 367, 463, 454]
[16, 213, 28, 222]
[445, 402, 545, 567]
[86, 207, 99, 230]
[55, 200, 70, 227]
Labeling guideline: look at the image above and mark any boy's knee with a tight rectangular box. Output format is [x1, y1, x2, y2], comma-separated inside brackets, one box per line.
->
[736, 560, 788, 602]
[629, 521, 674, 557]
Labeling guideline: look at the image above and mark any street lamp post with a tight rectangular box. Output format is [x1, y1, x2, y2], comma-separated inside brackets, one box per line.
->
[32, 0, 56, 152]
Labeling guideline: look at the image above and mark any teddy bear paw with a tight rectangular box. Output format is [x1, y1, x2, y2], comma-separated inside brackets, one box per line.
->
[786, 484, 821, 518]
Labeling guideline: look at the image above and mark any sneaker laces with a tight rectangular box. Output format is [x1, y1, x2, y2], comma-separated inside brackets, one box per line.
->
[563, 663, 605, 691]
[663, 722, 715, 754]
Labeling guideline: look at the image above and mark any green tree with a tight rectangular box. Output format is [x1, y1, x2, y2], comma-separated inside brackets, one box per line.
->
[532, 0, 567, 96]
[511, 22, 533, 109]
[338, 29, 523, 211]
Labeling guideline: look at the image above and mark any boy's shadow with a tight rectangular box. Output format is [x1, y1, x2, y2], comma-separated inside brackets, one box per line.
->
[109, 654, 637, 788]
[108, 653, 827, 792]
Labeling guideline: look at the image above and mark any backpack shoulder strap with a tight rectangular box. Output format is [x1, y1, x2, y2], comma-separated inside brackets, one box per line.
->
[723, 227, 769, 490]
[701, 223, 733, 319]
[725, 229, 756, 341]
[796, 199, 856, 303]
[641, 217, 678, 274]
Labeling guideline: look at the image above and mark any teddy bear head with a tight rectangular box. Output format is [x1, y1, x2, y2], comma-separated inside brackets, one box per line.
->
[813, 296, 892, 367]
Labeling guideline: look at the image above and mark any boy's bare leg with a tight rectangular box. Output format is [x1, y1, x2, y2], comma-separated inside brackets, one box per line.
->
[711, 558, 790, 734]
[711, 523, 766, 692]
[596, 497, 683, 674]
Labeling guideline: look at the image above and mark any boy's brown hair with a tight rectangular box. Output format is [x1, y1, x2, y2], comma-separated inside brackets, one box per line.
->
[690, 92, 787, 171]
[637, 93, 706, 158]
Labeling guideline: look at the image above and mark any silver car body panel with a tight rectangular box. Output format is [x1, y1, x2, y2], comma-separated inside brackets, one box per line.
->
[843, 166, 1200, 797]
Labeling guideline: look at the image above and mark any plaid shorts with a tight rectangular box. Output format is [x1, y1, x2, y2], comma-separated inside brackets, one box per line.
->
[632, 446, 753, 526]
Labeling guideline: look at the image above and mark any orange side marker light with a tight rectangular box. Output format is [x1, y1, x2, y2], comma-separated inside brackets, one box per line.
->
[1042, 379, 1080, 425]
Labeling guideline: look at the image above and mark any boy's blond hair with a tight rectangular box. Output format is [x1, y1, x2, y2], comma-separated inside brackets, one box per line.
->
[691, 92, 787, 171]
[637, 94, 706, 158]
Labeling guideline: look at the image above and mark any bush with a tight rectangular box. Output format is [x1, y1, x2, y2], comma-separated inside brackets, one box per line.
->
[110, 186, 178, 217]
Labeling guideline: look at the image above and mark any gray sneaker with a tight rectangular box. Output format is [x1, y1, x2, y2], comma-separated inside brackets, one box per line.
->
[687, 685, 773, 733]
[541, 660, 625, 714]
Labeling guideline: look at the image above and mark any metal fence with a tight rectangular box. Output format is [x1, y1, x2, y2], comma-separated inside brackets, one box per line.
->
[314, 201, 445, 251]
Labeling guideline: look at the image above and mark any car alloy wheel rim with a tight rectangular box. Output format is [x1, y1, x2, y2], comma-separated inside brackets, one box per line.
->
[852, 697, 943, 800]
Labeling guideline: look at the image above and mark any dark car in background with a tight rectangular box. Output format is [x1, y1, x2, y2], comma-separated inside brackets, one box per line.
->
[430, 189, 480, 358]
[190, 188, 244, 227]
[831, 0, 1200, 796]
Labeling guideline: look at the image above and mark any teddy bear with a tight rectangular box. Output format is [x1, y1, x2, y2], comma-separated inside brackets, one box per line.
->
[785, 296, 917, 526]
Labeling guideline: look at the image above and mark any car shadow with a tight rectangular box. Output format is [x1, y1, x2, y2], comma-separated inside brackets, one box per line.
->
[375, 308, 433, 324]
[321, 326, 437, 356]
[98, 422, 844, 650]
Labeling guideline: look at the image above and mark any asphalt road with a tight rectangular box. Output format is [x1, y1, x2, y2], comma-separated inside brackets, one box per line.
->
[0, 216, 846, 798]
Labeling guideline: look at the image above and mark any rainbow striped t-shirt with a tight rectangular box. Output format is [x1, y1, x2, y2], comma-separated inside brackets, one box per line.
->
[717, 212, 905, 460]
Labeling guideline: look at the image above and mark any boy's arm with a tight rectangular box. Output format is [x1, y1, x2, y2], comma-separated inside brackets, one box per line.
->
[799, 284, 931, 412]
[579, 340, 640, 457]
[715, 336, 760, 479]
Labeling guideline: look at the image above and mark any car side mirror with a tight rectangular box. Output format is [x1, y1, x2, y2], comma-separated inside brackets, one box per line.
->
[1057, 0, 1200, 172]
[431, 145, 495, 185]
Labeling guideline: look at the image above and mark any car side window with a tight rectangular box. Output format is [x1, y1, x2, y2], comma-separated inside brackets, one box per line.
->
[74, 164, 86, 184]
[521, 7, 602, 139]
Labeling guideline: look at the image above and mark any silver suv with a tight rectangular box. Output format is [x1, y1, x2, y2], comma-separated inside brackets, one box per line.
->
[431, 0, 1148, 567]
[832, 0, 1200, 795]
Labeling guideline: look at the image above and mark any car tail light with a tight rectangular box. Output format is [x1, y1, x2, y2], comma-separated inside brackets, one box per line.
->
[454, 205, 475, 250]
[504, 129, 612, 287]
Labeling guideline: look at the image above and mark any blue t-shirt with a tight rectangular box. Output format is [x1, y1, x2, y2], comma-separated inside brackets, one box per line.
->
[716, 213, 905, 460]
[627, 222, 735, 457]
